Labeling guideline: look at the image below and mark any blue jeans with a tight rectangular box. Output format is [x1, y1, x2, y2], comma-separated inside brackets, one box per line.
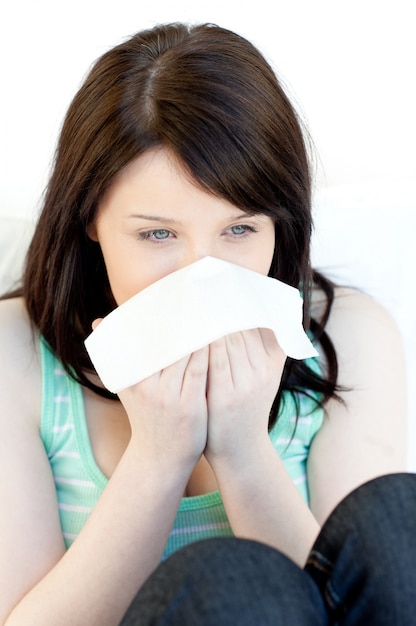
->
[120, 473, 416, 625]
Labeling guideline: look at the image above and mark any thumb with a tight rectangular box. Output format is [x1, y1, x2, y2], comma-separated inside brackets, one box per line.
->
[92, 317, 104, 331]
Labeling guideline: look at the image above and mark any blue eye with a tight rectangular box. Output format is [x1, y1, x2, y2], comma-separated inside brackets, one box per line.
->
[152, 229, 170, 239]
[228, 224, 257, 237]
[138, 229, 172, 241]
[230, 225, 248, 235]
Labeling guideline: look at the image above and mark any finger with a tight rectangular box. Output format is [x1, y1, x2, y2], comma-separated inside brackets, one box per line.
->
[208, 336, 233, 387]
[91, 317, 104, 331]
[223, 332, 251, 386]
[258, 329, 287, 374]
[159, 354, 194, 399]
[131, 353, 196, 400]
[210, 331, 262, 387]
[232, 328, 266, 370]
[238, 328, 285, 370]
[181, 346, 209, 396]
[227, 330, 285, 390]
[258, 327, 284, 358]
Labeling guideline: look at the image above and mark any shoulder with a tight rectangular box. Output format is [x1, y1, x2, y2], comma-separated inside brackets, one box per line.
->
[0, 297, 42, 423]
[307, 286, 408, 521]
[312, 285, 406, 415]
[312, 285, 404, 371]
[312, 283, 397, 327]
[311, 284, 406, 403]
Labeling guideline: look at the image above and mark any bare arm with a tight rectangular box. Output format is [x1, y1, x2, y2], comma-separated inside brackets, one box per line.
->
[5, 446, 195, 625]
[307, 288, 407, 523]
[205, 328, 319, 566]
[0, 299, 208, 625]
[204, 289, 407, 565]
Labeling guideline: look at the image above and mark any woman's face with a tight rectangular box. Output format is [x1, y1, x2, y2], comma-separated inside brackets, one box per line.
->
[90, 148, 276, 305]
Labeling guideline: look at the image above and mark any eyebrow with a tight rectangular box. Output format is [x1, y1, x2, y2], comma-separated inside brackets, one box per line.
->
[127, 213, 179, 224]
[127, 211, 259, 223]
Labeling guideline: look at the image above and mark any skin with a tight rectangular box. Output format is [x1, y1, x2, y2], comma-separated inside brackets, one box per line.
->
[88, 148, 277, 303]
[88, 147, 283, 492]
[0, 147, 408, 625]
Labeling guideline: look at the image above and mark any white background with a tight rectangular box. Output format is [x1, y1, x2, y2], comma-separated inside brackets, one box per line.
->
[0, 0, 415, 467]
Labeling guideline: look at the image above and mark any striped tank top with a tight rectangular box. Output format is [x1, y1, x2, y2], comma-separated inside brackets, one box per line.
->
[40, 338, 324, 559]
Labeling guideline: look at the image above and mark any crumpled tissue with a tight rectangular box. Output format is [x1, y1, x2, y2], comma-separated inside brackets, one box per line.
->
[84, 256, 318, 393]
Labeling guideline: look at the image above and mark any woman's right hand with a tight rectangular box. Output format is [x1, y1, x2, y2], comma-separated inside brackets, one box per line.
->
[117, 346, 209, 470]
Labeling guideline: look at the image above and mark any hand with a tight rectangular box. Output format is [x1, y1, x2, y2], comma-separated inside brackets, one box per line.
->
[120, 347, 209, 470]
[93, 318, 209, 471]
[205, 328, 286, 469]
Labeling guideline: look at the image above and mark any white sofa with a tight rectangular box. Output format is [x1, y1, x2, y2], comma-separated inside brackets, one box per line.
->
[0, 216, 34, 294]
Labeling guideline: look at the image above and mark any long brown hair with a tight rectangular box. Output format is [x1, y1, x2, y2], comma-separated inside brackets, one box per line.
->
[19, 22, 339, 424]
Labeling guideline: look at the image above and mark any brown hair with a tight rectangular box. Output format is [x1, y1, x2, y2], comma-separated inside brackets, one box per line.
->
[20, 22, 339, 423]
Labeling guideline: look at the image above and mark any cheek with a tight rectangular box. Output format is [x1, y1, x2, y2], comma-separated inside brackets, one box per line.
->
[100, 255, 133, 305]
[102, 246, 177, 306]
[228, 230, 275, 277]
[96, 238, 136, 305]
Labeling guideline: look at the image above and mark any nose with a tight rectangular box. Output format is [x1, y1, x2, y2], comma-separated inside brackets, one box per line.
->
[178, 243, 217, 270]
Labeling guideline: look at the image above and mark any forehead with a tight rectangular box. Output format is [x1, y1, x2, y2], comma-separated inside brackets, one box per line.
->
[99, 148, 246, 218]
[104, 149, 201, 202]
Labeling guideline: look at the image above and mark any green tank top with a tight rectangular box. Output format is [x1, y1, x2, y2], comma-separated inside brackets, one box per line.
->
[40, 338, 324, 558]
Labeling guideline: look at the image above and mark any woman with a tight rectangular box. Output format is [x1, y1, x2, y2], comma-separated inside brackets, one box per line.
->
[0, 22, 410, 625]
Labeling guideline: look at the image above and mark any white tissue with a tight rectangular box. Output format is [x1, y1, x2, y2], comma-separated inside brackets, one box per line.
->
[84, 257, 318, 393]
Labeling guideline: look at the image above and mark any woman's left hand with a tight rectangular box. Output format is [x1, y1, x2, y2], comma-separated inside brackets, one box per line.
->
[205, 328, 286, 469]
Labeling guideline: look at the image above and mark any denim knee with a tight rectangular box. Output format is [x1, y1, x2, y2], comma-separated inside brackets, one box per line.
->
[306, 473, 416, 625]
[121, 537, 327, 625]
